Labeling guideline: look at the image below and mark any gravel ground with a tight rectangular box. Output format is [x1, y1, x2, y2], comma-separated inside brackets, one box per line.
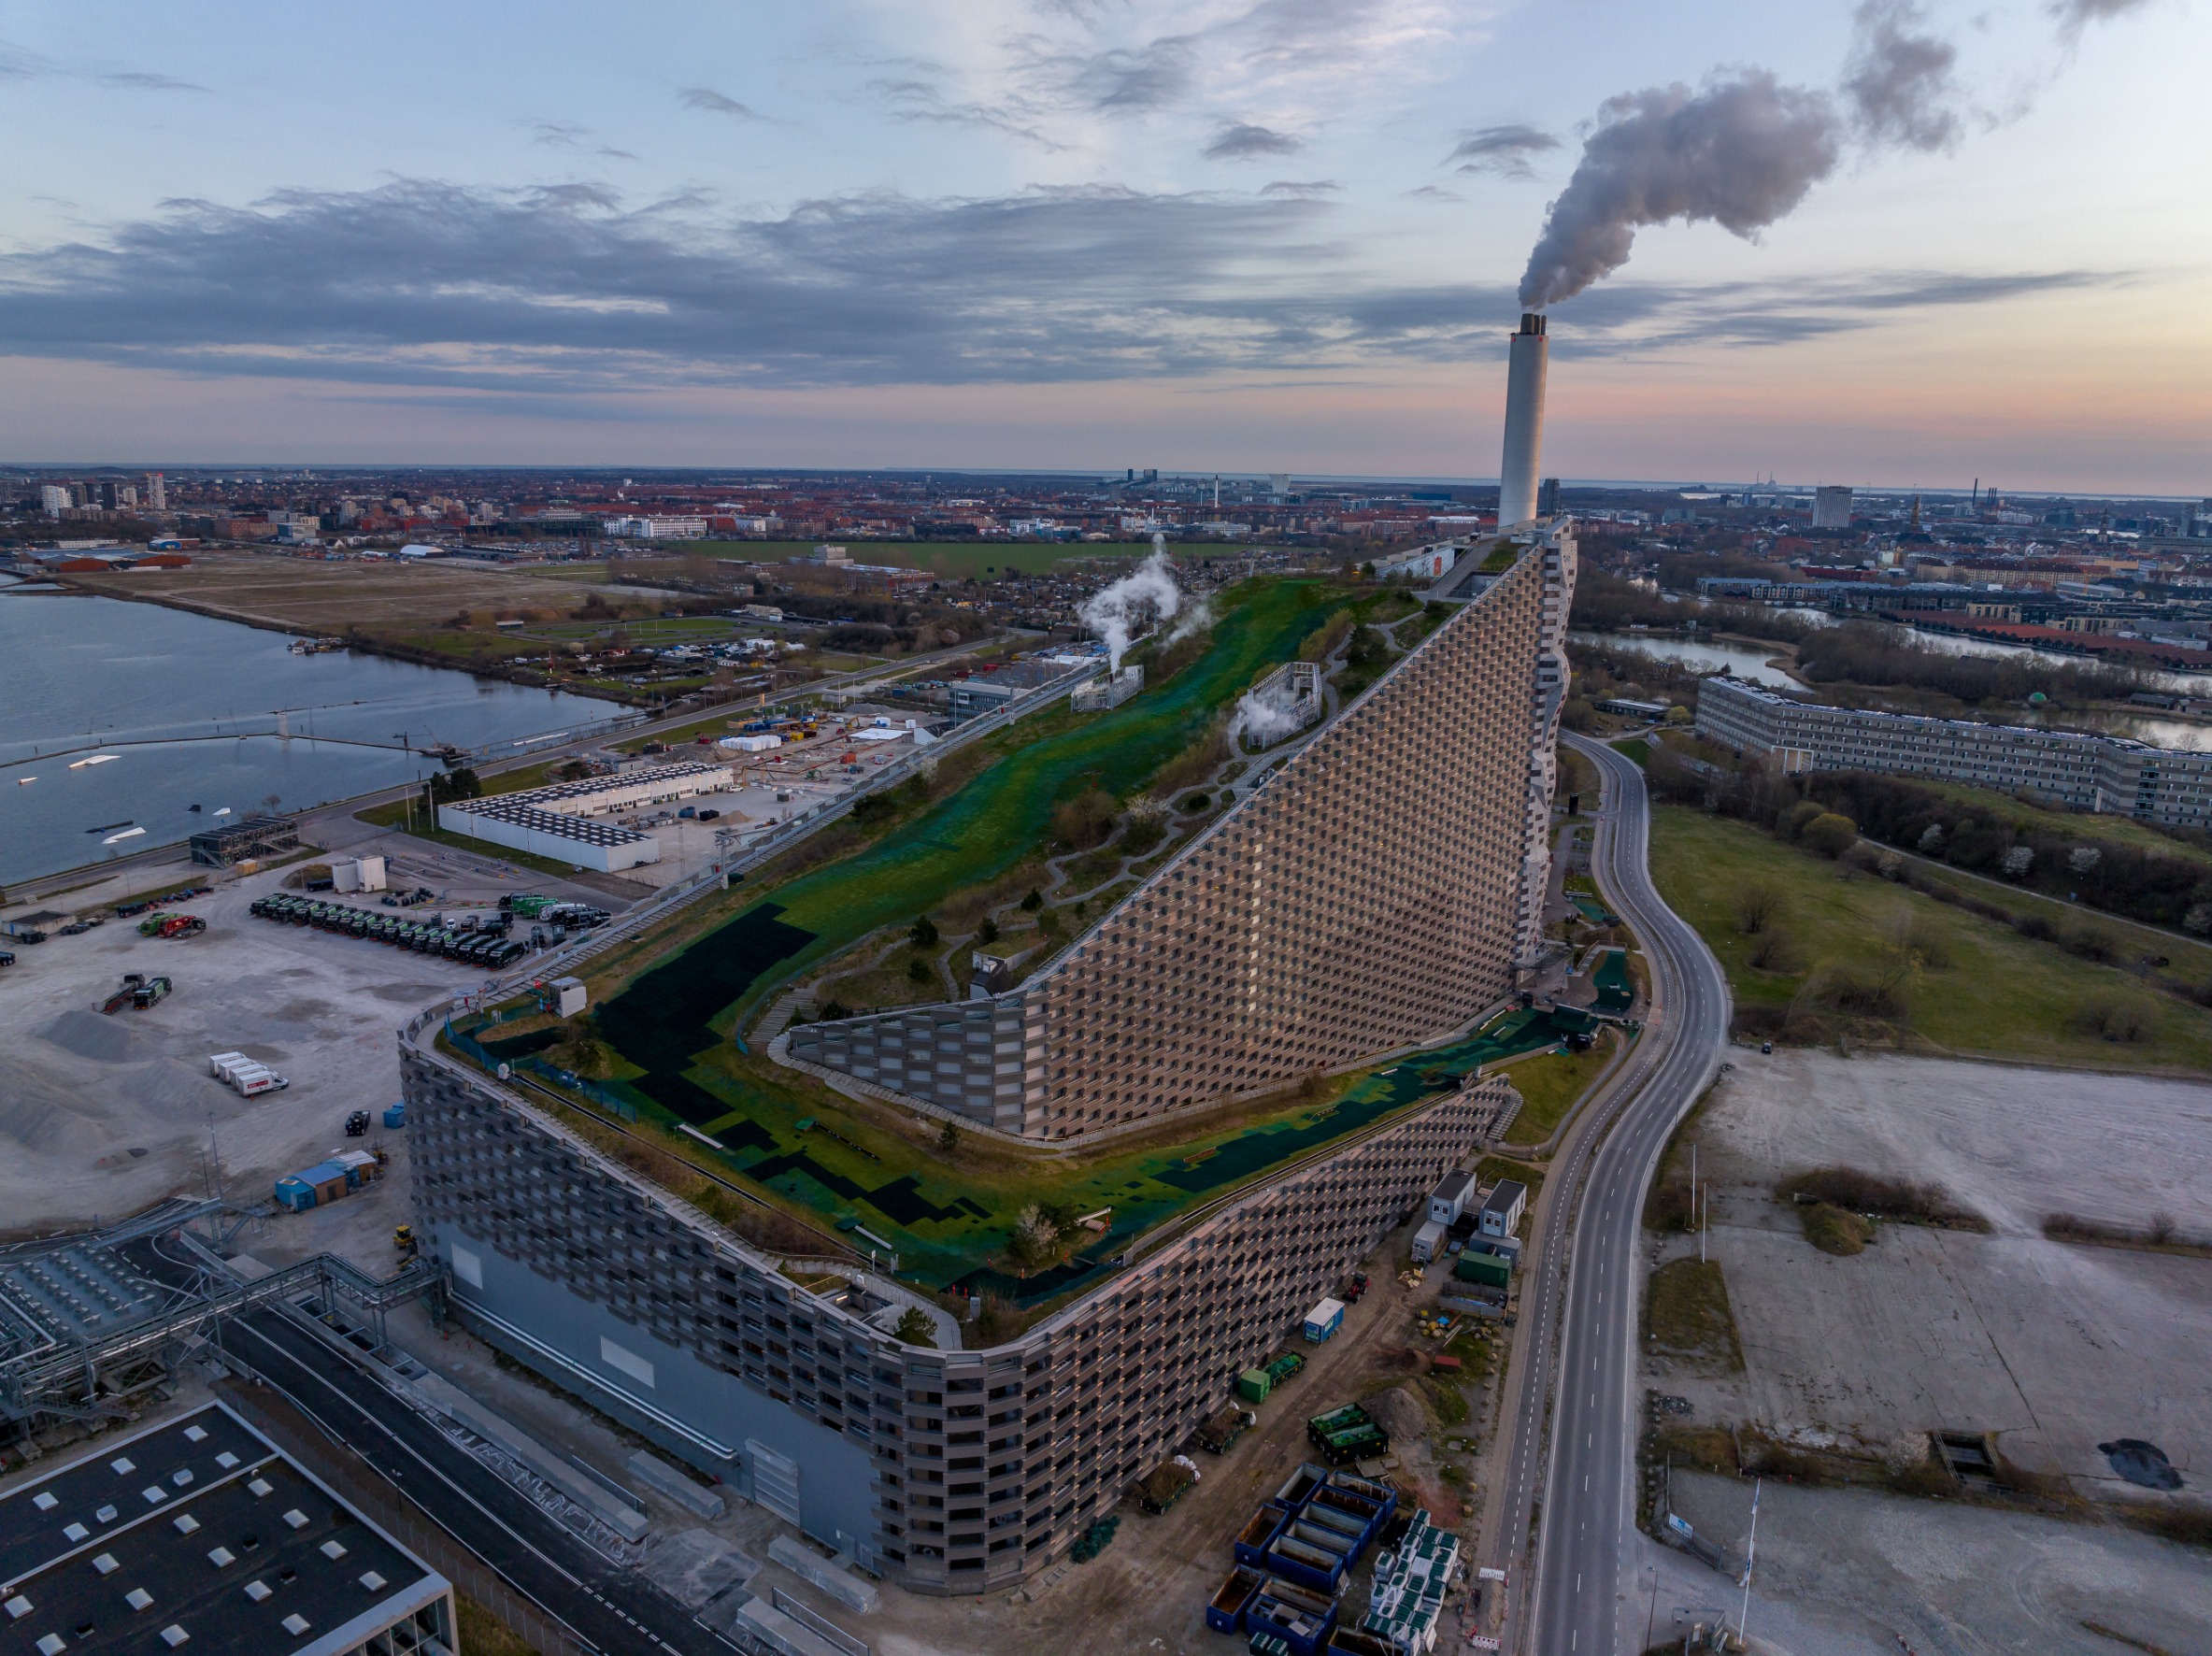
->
[1663, 1468, 2212, 1656]
[0, 863, 508, 1243]
[1656, 1048, 2212, 1494]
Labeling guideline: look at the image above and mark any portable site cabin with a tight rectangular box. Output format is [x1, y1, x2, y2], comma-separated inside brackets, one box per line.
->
[1410, 1220, 1448, 1265]
[274, 1159, 354, 1212]
[1427, 1170, 1475, 1228]
[1303, 1298, 1346, 1343]
[1478, 1179, 1528, 1238]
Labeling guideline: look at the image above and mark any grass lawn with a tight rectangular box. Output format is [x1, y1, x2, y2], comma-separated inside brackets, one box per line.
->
[1642, 1258, 1744, 1372]
[1900, 852, 2212, 979]
[1497, 1031, 1621, 1147]
[1615, 737, 1650, 766]
[1649, 805, 2212, 1071]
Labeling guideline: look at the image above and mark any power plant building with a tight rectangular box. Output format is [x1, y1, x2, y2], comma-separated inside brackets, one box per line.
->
[399, 315, 1579, 1599]
[787, 521, 1577, 1139]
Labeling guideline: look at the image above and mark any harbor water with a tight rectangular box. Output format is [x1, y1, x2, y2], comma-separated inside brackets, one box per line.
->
[0, 581, 624, 887]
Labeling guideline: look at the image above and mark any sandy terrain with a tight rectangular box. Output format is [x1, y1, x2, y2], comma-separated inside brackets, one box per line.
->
[1652, 1047, 2212, 1492]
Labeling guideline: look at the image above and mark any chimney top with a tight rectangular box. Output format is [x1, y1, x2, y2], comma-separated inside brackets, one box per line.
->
[1518, 312, 1547, 336]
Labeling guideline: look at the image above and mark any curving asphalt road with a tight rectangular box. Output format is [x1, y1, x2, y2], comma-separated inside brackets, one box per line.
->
[1485, 735, 1731, 1654]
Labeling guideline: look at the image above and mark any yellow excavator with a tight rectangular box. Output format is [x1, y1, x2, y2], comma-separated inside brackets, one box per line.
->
[393, 1224, 419, 1257]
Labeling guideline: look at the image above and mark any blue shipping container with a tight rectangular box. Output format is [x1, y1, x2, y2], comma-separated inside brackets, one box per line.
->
[383, 1103, 407, 1129]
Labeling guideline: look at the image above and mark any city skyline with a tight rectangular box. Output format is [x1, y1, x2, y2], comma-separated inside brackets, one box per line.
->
[2, 0, 2205, 487]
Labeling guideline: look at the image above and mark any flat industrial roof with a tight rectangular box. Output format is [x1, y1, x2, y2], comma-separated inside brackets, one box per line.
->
[0, 1401, 446, 1656]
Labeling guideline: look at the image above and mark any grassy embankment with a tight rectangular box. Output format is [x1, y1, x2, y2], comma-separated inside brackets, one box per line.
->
[1649, 805, 2212, 1071]
[1497, 1031, 1621, 1148]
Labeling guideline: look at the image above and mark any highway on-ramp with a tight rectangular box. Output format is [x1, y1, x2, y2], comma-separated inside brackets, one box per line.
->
[1484, 734, 1731, 1654]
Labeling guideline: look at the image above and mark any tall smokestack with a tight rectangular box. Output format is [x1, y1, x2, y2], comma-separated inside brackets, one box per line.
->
[1497, 312, 1549, 530]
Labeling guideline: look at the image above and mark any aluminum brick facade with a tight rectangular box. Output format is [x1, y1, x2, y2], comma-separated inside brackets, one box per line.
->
[790, 527, 1577, 1138]
[402, 1043, 1512, 1595]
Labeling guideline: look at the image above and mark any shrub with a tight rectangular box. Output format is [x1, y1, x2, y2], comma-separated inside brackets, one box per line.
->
[1783, 800, 1827, 840]
[1020, 888, 1043, 911]
[977, 917, 999, 945]
[1733, 879, 1784, 935]
[910, 913, 939, 947]
[893, 1306, 936, 1347]
[1051, 788, 1119, 849]
[2073, 993, 2153, 1043]
[1800, 812, 1859, 859]
[1794, 963, 1905, 1021]
[1801, 1203, 1873, 1255]
[1777, 1167, 1976, 1226]
[906, 958, 929, 983]
[1746, 928, 1801, 974]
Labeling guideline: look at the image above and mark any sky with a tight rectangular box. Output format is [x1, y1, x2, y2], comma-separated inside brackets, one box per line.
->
[1, 0, 2206, 491]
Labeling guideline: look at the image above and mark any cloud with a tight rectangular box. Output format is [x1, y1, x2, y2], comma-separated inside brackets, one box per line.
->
[0, 39, 205, 91]
[1446, 123, 1559, 180]
[873, 74, 1066, 150]
[1016, 32, 1197, 113]
[0, 177, 2120, 403]
[1259, 179, 1339, 195]
[1520, 73, 1843, 308]
[2048, 0, 2155, 35]
[0, 179, 1349, 391]
[1205, 121, 1302, 159]
[1843, 0, 1959, 150]
[678, 85, 758, 119]
[527, 121, 636, 161]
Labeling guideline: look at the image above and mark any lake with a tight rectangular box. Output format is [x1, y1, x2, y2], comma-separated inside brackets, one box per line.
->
[0, 581, 624, 886]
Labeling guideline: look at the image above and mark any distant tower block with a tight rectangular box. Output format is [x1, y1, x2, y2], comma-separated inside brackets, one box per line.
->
[1813, 486, 1853, 530]
[1497, 313, 1549, 529]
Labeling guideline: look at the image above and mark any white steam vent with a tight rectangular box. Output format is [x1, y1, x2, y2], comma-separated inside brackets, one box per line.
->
[1080, 536, 1180, 672]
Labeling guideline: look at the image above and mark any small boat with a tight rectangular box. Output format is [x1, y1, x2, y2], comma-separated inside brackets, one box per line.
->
[15, 776, 33, 785]
[187, 803, 202, 812]
[87, 820, 134, 835]
[103, 826, 147, 845]
[68, 753, 121, 769]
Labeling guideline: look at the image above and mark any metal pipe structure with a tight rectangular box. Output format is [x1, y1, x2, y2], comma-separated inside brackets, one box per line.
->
[1497, 311, 1549, 530]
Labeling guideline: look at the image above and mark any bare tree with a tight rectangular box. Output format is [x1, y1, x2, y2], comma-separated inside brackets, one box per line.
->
[1734, 879, 1782, 935]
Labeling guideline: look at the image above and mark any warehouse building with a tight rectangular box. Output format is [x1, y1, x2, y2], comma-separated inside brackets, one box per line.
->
[0, 1401, 453, 1655]
[436, 759, 735, 872]
[1696, 675, 2212, 827]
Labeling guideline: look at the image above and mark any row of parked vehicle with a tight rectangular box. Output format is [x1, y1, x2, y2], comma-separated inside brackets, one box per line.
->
[250, 894, 535, 967]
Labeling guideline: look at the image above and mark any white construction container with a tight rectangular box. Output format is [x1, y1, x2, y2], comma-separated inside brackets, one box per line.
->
[1410, 1219, 1448, 1266]
[719, 734, 782, 752]
[552, 977, 588, 1018]
[208, 1050, 250, 1080]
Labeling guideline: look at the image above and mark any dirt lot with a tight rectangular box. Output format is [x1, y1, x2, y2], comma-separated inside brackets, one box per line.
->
[0, 855, 552, 1244]
[1660, 1468, 2212, 1656]
[1648, 1048, 2212, 1496]
[64, 553, 636, 635]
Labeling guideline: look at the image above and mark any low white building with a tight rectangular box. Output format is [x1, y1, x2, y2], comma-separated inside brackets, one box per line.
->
[604, 515, 709, 539]
[435, 760, 733, 872]
[1375, 541, 1460, 582]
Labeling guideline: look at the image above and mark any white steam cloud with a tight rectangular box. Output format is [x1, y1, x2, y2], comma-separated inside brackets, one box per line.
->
[1080, 536, 1181, 671]
[1228, 681, 1309, 749]
[1520, 0, 2146, 309]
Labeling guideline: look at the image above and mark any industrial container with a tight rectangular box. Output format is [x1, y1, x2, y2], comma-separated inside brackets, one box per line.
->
[1266, 1526, 1354, 1595]
[1303, 1298, 1346, 1343]
[1409, 1220, 1447, 1266]
[1274, 1463, 1328, 1511]
[1196, 1404, 1253, 1454]
[1237, 1367, 1273, 1404]
[1233, 1504, 1292, 1569]
[1263, 1351, 1306, 1387]
[1246, 1577, 1338, 1656]
[275, 1160, 351, 1211]
[1454, 1252, 1511, 1291]
[1326, 1470, 1398, 1522]
[383, 1103, 407, 1129]
[1307, 1485, 1385, 1548]
[1206, 1565, 1264, 1635]
[551, 976, 589, 1017]
[208, 1050, 250, 1080]
[1137, 1460, 1194, 1514]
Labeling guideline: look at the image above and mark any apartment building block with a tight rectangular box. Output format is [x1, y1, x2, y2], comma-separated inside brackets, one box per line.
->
[1696, 674, 2212, 828]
